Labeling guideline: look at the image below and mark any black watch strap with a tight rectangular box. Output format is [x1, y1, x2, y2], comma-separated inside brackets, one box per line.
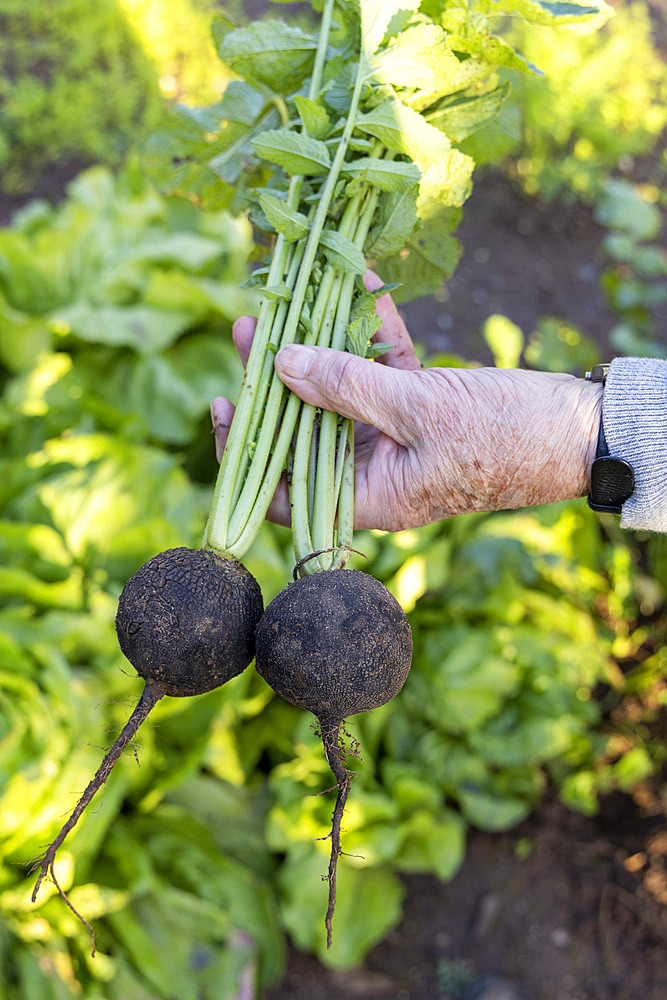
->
[586, 365, 635, 514]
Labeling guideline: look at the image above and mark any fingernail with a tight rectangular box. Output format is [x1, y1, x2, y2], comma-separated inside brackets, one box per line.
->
[275, 344, 317, 380]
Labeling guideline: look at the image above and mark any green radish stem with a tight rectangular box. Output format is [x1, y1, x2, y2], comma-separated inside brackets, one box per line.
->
[204, 9, 371, 561]
[292, 179, 382, 573]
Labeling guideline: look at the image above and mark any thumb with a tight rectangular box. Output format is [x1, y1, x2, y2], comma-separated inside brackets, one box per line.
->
[274, 344, 416, 445]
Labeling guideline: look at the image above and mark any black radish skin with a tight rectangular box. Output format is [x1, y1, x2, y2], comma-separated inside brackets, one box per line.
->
[255, 568, 412, 946]
[115, 547, 263, 696]
[31, 546, 263, 953]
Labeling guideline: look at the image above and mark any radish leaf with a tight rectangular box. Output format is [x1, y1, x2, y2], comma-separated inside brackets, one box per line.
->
[366, 189, 419, 260]
[341, 158, 420, 193]
[259, 194, 310, 242]
[294, 96, 332, 140]
[356, 99, 452, 170]
[218, 21, 318, 92]
[368, 23, 463, 94]
[319, 231, 367, 275]
[358, 0, 422, 57]
[252, 130, 331, 176]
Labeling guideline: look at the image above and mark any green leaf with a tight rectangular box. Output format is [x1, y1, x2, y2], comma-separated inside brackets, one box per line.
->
[261, 283, 293, 301]
[294, 96, 331, 140]
[259, 194, 310, 242]
[119, 232, 227, 271]
[26, 434, 198, 561]
[378, 208, 462, 302]
[470, 715, 581, 767]
[524, 317, 600, 374]
[613, 745, 654, 791]
[594, 180, 662, 241]
[49, 302, 193, 354]
[341, 158, 420, 193]
[366, 189, 419, 259]
[396, 808, 465, 881]
[143, 270, 254, 324]
[318, 230, 367, 275]
[368, 23, 466, 96]
[479, 0, 612, 27]
[0, 520, 71, 580]
[484, 314, 524, 368]
[218, 20, 318, 93]
[0, 303, 53, 373]
[426, 83, 511, 142]
[418, 149, 474, 209]
[366, 341, 393, 359]
[359, 0, 422, 57]
[215, 80, 267, 140]
[405, 630, 521, 734]
[459, 99, 521, 166]
[447, 31, 540, 75]
[346, 291, 383, 355]
[356, 99, 452, 170]
[0, 565, 83, 610]
[457, 786, 532, 831]
[252, 130, 331, 176]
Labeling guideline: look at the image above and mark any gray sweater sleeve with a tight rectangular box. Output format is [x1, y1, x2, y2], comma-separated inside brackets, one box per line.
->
[603, 357, 667, 532]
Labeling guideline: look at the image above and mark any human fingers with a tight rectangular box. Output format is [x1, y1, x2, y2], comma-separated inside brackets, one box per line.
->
[211, 396, 235, 463]
[232, 316, 256, 368]
[362, 270, 422, 371]
[274, 344, 424, 446]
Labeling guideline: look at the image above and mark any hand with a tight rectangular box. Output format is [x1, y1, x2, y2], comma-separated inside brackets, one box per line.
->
[212, 279, 603, 531]
[212, 271, 423, 529]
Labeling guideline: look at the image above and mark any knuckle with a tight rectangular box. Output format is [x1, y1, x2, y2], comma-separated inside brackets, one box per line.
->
[320, 353, 359, 408]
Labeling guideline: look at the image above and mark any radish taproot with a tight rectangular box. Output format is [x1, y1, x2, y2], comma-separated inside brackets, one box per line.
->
[31, 547, 263, 951]
[255, 569, 412, 946]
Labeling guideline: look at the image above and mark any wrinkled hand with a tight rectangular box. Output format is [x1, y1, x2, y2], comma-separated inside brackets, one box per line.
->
[212, 275, 602, 531]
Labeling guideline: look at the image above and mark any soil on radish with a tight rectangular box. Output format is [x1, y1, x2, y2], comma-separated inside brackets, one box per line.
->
[255, 568, 412, 719]
[115, 546, 263, 696]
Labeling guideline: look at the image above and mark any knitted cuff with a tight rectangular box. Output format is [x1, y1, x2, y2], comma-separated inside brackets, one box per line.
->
[603, 357, 667, 532]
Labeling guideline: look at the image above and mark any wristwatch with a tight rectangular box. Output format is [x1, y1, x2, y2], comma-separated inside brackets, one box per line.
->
[585, 364, 635, 514]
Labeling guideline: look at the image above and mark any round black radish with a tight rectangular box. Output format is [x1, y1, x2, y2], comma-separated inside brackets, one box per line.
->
[32, 546, 263, 952]
[254, 568, 412, 720]
[115, 546, 263, 697]
[254, 568, 412, 948]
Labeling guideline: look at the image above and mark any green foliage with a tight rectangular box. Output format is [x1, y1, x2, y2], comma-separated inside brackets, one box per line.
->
[0, 164, 663, 994]
[0, 0, 224, 195]
[2, 0, 664, 992]
[148, 0, 610, 301]
[595, 179, 667, 358]
[506, 1, 667, 201]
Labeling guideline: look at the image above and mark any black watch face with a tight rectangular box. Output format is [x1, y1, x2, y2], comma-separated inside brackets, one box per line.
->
[590, 456, 635, 513]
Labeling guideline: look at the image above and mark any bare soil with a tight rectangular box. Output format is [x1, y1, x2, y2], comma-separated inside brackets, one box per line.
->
[400, 172, 624, 365]
[265, 791, 667, 1000]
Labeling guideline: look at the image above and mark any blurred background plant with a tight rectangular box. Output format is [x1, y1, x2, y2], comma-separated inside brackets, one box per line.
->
[503, 0, 667, 203]
[0, 0, 665, 997]
[0, 0, 228, 195]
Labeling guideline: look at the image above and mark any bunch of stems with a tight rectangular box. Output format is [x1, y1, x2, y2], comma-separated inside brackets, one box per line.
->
[204, 0, 385, 574]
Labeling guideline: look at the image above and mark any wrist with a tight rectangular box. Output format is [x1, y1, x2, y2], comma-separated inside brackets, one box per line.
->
[436, 368, 603, 513]
[500, 371, 603, 508]
[555, 375, 603, 500]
